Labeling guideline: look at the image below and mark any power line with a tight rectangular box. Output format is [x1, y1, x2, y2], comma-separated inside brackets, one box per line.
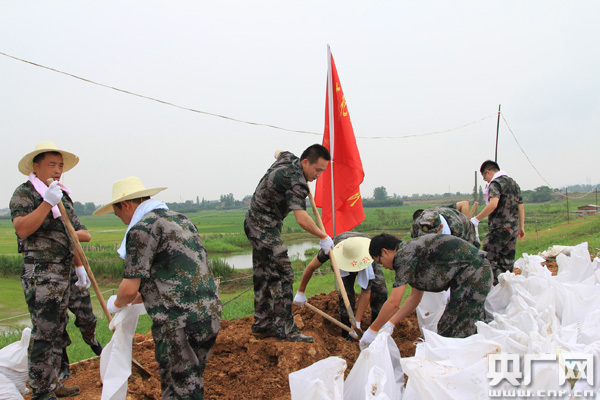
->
[501, 113, 553, 187]
[1, 50, 494, 140]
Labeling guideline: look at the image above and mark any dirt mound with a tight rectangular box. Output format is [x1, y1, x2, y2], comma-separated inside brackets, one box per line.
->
[27, 291, 420, 400]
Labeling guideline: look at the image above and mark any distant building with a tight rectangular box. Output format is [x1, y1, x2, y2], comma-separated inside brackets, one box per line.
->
[573, 205, 600, 217]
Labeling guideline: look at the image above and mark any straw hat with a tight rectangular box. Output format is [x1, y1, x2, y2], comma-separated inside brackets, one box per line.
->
[331, 237, 373, 272]
[93, 176, 167, 216]
[18, 141, 79, 175]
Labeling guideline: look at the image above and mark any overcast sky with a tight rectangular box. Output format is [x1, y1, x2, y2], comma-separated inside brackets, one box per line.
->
[2, 1, 599, 209]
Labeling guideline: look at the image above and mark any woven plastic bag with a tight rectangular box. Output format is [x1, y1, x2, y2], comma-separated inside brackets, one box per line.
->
[343, 331, 404, 400]
[415, 290, 448, 335]
[288, 356, 346, 400]
[0, 372, 24, 399]
[0, 327, 30, 395]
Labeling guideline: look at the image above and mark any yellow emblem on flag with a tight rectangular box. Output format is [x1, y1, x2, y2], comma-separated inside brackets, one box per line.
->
[347, 191, 361, 207]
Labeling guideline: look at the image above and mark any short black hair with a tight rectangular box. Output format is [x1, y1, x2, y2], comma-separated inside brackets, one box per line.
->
[369, 233, 401, 258]
[300, 144, 331, 164]
[33, 151, 61, 165]
[113, 197, 150, 210]
[480, 160, 500, 175]
[412, 209, 424, 220]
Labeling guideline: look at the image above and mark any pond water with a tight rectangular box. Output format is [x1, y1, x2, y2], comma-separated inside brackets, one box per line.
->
[214, 239, 319, 270]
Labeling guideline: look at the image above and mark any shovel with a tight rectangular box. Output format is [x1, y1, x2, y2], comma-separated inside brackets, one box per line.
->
[305, 302, 360, 340]
[48, 179, 151, 378]
[307, 188, 359, 334]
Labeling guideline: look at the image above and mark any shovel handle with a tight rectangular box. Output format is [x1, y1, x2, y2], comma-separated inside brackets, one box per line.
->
[307, 188, 358, 329]
[48, 179, 112, 322]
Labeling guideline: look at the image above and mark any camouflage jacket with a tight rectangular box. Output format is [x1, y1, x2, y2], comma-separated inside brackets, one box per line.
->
[245, 151, 308, 232]
[393, 234, 485, 292]
[10, 181, 84, 264]
[412, 204, 480, 248]
[123, 209, 222, 334]
[487, 176, 523, 231]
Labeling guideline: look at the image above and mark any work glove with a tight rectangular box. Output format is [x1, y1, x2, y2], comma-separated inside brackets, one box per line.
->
[470, 217, 480, 238]
[359, 327, 378, 350]
[380, 321, 395, 335]
[106, 295, 122, 314]
[319, 236, 334, 255]
[293, 291, 307, 307]
[348, 330, 358, 340]
[74, 266, 91, 289]
[43, 180, 63, 207]
[355, 321, 361, 330]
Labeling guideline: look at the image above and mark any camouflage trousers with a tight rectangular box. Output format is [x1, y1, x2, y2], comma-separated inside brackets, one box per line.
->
[21, 261, 71, 399]
[244, 222, 296, 336]
[436, 258, 493, 338]
[483, 227, 518, 285]
[338, 263, 388, 337]
[154, 318, 220, 400]
[60, 267, 99, 378]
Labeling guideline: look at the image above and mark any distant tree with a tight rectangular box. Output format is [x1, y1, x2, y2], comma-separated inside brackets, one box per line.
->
[84, 202, 96, 215]
[73, 201, 85, 215]
[196, 196, 199, 205]
[373, 186, 388, 201]
[220, 193, 235, 208]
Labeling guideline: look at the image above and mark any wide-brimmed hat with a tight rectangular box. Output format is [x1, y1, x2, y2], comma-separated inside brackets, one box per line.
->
[93, 176, 167, 216]
[18, 141, 79, 175]
[331, 237, 373, 272]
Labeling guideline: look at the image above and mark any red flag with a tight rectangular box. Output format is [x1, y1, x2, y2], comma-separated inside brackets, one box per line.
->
[315, 48, 365, 237]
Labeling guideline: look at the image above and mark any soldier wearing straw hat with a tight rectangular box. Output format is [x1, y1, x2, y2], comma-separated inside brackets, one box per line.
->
[10, 141, 90, 399]
[94, 176, 221, 399]
[294, 233, 388, 339]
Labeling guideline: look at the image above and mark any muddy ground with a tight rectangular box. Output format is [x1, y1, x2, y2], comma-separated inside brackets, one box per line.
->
[25, 259, 559, 399]
[32, 290, 420, 400]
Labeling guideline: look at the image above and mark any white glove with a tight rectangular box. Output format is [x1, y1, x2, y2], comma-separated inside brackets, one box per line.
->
[319, 236, 334, 255]
[293, 291, 307, 307]
[74, 266, 90, 289]
[43, 180, 63, 207]
[470, 217, 480, 227]
[359, 328, 378, 350]
[356, 321, 361, 330]
[348, 330, 358, 340]
[106, 295, 122, 314]
[380, 321, 395, 334]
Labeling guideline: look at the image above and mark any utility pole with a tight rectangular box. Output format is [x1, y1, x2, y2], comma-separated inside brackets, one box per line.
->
[494, 104, 501, 163]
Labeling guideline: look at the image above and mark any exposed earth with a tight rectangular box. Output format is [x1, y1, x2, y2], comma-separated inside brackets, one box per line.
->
[25, 290, 421, 400]
[23, 259, 560, 399]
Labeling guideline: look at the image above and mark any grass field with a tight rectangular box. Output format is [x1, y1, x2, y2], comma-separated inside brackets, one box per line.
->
[1, 193, 599, 362]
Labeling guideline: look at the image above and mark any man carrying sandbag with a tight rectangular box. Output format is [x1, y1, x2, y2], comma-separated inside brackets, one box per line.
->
[359, 233, 492, 349]
[95, 176, 221, 399]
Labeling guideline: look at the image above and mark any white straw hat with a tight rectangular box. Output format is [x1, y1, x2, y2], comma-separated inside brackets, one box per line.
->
[18, 141, 79, 175]
[93, 176, 167, 216]
[331, 237, 373, 272]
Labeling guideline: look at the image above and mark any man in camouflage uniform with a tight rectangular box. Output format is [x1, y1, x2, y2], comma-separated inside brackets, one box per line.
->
[293, 231, 388, 339]
[472, 160, 525, 284]
[244, 144, 333, 343]
[412, 201, 480, 248]
[95, 176, 221, 400]
[10, 141, 88, 399]
[359, 233, 492, 349]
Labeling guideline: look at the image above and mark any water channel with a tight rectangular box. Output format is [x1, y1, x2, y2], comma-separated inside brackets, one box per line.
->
[213, 239, 319, 270]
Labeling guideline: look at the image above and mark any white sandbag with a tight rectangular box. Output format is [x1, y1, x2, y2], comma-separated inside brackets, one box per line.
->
[402, 356, 490, 399]
[415, 291, 448, 335]
[559, 283, 600, 326]
[365, 366, 392, 400]
[344, 332, 404, 400]
[539, 245, 574, 259]
[556, 242, 596, 284]
[100, 303, 147, 400]
[0, 371, 24, 400]
[288, 356, 346, 400]
[0, 327, 30, 395]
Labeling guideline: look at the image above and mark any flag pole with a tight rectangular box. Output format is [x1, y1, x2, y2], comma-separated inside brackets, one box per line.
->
[327, 45, 336, 236]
